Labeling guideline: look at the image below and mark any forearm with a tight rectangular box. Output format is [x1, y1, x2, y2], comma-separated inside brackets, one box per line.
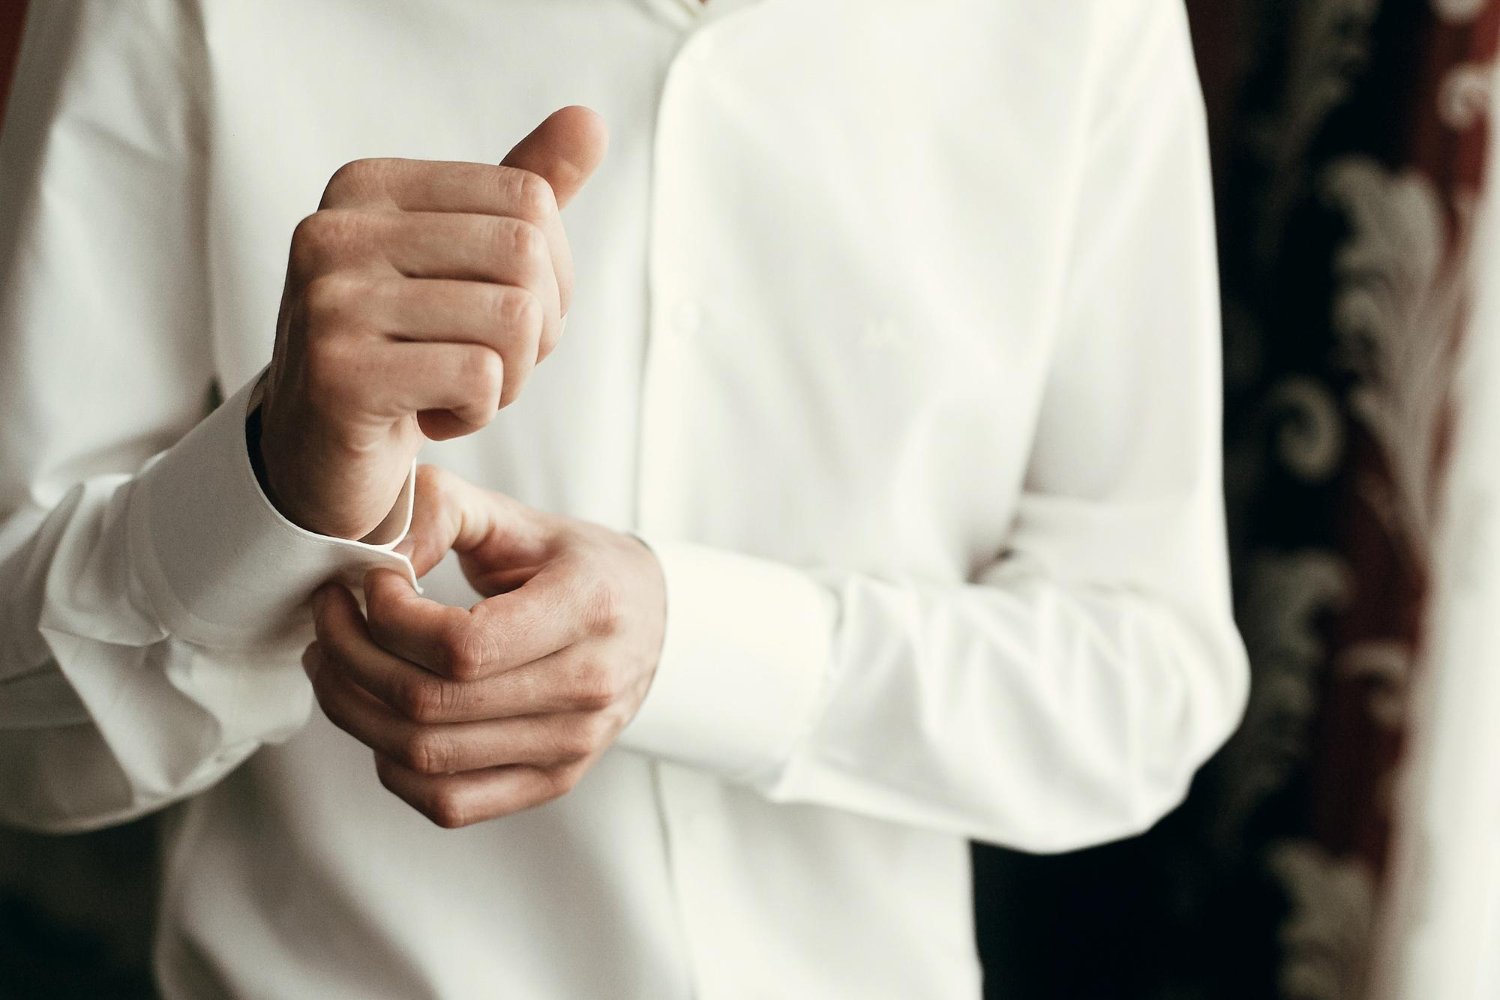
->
[0, 376, 415, 831]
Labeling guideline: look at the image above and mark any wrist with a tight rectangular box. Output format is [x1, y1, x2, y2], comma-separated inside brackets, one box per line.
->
[249, 397, 341, 537]
[248, 395, 320, 532]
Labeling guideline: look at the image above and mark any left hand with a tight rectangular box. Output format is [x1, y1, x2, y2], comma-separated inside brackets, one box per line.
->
[303, 465, 666, 828]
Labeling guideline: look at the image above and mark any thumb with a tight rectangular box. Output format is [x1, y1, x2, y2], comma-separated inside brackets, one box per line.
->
[394, 465, 474, 578]
[394, 465, 552, 580]
[500, 105, 609, 210]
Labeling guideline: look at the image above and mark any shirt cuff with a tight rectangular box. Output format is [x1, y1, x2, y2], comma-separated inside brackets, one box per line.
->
[125, 368, 418, 650]
[616, 539, 837, 785]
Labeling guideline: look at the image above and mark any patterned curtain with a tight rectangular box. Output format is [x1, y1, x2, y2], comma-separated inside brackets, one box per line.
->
[976, 2, 1499, 998]
[0, 2, 1496, 998]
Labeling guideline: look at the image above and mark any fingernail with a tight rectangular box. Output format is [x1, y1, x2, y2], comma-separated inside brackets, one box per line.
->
[311, 586, 329, 616]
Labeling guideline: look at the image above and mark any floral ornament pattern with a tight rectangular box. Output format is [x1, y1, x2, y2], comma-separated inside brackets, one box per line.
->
[1266, 376, 1348, 484]
[1270, 840, 1378, 1000]
[1250, 0, 1382, 269]
[1439, 62, 1495, 129]
[1210, 551, 1349, 856]
[1433, 0, 1490, 22]
[974, 3, 1500, 1000]
[1324, 158, 1472, 570]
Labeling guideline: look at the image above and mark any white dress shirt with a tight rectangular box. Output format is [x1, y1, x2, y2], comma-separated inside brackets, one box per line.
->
[0, 1, 1249, 997]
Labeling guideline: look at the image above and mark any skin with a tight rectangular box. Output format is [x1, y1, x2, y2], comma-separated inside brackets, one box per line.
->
[259, 105, 609, 541]
[259, 107, 668, 826]
[303, 466, 667, 828]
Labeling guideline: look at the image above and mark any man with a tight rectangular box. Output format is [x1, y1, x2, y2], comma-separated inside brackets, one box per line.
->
[0, 1, 1249, 996]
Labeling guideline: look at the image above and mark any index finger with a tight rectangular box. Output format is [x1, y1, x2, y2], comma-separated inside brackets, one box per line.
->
[363, 566, 586, 681]
[320, 158, 575, 319]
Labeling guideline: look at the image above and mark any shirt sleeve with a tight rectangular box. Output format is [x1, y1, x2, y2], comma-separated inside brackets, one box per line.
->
[0, 0, 412, 833]
[618, 0, 1250, 853]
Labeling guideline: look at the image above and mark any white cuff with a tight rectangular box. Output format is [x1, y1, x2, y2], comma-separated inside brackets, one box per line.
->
[616, 539, 836, 785]
[126, 369, 417, 650]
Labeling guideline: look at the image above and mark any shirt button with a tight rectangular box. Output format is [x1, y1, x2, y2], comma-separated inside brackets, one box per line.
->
[671, 299, 704, 340]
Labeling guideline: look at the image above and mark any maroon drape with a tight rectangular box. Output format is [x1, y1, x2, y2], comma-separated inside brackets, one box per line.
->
[0, 1, 25, 117]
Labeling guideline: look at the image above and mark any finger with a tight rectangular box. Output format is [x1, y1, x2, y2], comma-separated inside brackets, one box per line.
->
[339, 637, 617, 724]
[322, 108, 609, 217]
[392, 465, 555, 581]
[319, 160, 577, 323]
[370, 278, 543, 407]
[311, 648, 601, 773]
[499, 106, 609, 213]
[373, 752, 583, 828]
[325, 159, 556, 216]
[371, 212, 555, 290]
[306, 640, 421, 762]
[310, 588, 605, 769]
[389, 466, 553, 578]
[374, 341, 504, 437]
[363, 559, 582, 681]
[371, 212, 562, 357]
[390, 467, 462, 578]
[501, 105, 608, 324]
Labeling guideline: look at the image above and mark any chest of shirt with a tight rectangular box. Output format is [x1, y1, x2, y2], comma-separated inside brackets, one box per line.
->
[196, 0, 1093, 575]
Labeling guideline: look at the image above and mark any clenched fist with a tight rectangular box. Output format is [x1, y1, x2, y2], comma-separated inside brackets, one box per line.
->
[258, 106, 609, 539]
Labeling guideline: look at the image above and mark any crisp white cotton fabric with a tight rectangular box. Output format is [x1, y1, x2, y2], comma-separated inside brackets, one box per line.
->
[0, 1, 1249, 997]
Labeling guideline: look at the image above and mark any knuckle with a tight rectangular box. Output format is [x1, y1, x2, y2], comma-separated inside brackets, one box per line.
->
[307, 660, 338, 708]
[302, 273, 362, 328]
[510, 170, 557, 223]
[374, 755, 401, 792]
[404, 729, 452, 775]
[558, 714, 608, 758]
[505, 289, 544, 340]
[439, 622, 489, 681]
[584, 579, 622, 638]
[323, 158, 385, 204]
[471, 348, 505, 403]
[541, 766, 579, 801]
[288, 214, 325, 273]
[507, 218, 546, 265]
[290, 210, 356, 271]
[396, 677, 449, 723]
[571, 661, 617, 711]
[426, 789, 468, 829]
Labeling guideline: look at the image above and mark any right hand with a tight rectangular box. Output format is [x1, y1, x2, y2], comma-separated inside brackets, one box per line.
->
[258, 105, 609, 540]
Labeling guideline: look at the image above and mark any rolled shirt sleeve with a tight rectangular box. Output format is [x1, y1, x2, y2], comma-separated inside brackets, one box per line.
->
[127, 373, 416, 653]
[0, 0, 412, 832]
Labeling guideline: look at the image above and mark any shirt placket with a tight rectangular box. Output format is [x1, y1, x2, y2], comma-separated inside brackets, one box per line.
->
[636, 13, 747, 1000]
